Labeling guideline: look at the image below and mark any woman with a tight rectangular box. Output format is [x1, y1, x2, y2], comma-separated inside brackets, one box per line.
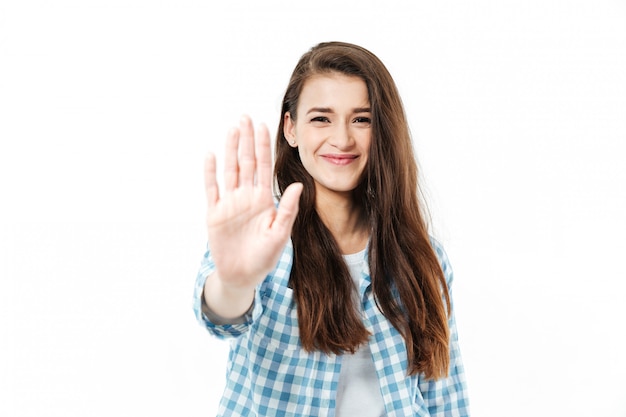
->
[193, 41, 470, 416]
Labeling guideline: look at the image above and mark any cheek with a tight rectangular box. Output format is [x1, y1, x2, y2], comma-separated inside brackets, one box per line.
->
[296, 147, 313, 169]
[359, 132, 372, 154]
[296, 132, 324, 157]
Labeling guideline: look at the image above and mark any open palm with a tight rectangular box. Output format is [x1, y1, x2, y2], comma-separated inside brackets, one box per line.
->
[204, 116, 302, 289]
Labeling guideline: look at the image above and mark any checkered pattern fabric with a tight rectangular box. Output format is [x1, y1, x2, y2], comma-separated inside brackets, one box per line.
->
[193, 239, 470, 416]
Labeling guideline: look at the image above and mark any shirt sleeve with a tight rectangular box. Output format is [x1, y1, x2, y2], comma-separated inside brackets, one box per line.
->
[192, 245, 263, 339]
[418, 240, 471, 416]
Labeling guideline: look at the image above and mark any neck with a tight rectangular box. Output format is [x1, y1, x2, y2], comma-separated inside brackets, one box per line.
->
[315, 189, 369, 254]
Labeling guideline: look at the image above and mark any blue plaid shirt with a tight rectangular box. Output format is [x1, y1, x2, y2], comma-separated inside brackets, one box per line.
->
[193, 239, 470, 416]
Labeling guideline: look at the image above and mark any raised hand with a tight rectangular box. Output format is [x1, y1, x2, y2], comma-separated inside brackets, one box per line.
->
[203, 116, 302, 317]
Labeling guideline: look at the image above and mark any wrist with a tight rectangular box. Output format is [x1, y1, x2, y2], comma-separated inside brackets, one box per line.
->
[203, 272, 256, 320]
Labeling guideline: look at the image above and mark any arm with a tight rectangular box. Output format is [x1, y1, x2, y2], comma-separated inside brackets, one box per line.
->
[203, 271, 255, 322]
[193, 116, 302, 335]
[192, 247, 260, 337]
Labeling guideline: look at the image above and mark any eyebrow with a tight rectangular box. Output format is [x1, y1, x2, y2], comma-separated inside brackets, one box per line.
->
[306, 107, 372, 115]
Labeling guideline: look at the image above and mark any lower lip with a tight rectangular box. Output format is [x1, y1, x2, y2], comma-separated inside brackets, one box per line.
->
[322, 156, 357, 166]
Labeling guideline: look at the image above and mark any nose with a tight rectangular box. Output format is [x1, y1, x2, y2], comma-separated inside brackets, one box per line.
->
[329, 122, 354, 150]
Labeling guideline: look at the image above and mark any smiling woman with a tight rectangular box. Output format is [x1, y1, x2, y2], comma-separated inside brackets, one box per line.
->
[283, 73, 372, 206]
[193, 41, 470, 417]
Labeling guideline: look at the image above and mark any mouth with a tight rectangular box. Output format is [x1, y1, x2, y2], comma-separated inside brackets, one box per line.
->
[320, 154, 359, 166]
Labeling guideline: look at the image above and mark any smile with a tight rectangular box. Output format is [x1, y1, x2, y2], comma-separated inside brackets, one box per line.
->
[320, 154, 359, 166]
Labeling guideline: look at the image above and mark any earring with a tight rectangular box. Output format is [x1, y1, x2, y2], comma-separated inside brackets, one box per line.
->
[290, 139, 296, 145]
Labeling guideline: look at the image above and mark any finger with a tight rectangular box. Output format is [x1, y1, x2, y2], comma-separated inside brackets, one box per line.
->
[256, 123, 272, 190]
[204, 152, 219, 208]
[224, 127, 239, 191]
[271, 182, 303, 236]
[238, 115, 256, 188]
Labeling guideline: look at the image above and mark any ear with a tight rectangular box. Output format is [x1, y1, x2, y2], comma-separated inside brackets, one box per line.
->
[283, 112, 297, 147]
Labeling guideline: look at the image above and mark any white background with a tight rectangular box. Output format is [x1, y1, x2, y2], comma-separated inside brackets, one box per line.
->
[1, 0, 625, 415]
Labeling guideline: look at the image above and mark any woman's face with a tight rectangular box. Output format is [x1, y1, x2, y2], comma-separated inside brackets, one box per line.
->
[283, 72, 372, 201]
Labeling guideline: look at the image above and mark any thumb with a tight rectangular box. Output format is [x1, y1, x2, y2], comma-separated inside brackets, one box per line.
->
[271, 182, 303, 236]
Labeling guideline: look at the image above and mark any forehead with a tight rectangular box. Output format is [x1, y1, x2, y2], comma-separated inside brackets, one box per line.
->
[298, 73, 370, 110]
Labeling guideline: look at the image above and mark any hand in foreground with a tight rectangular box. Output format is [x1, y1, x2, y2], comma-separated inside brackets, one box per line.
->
[204, 116, 303, 291]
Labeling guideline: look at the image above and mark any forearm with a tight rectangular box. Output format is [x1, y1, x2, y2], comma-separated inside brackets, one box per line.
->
[202, 272, 256, 320]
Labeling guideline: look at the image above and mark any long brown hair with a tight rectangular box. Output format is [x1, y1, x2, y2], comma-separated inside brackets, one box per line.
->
[274, 42, 450, 379]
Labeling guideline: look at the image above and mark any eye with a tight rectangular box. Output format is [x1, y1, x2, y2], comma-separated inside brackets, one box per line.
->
[310, 116, 331, 123]
[353, 116, 371, 125]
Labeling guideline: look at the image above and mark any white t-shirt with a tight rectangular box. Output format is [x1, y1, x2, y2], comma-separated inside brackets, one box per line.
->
[335, 249, 386, 417]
